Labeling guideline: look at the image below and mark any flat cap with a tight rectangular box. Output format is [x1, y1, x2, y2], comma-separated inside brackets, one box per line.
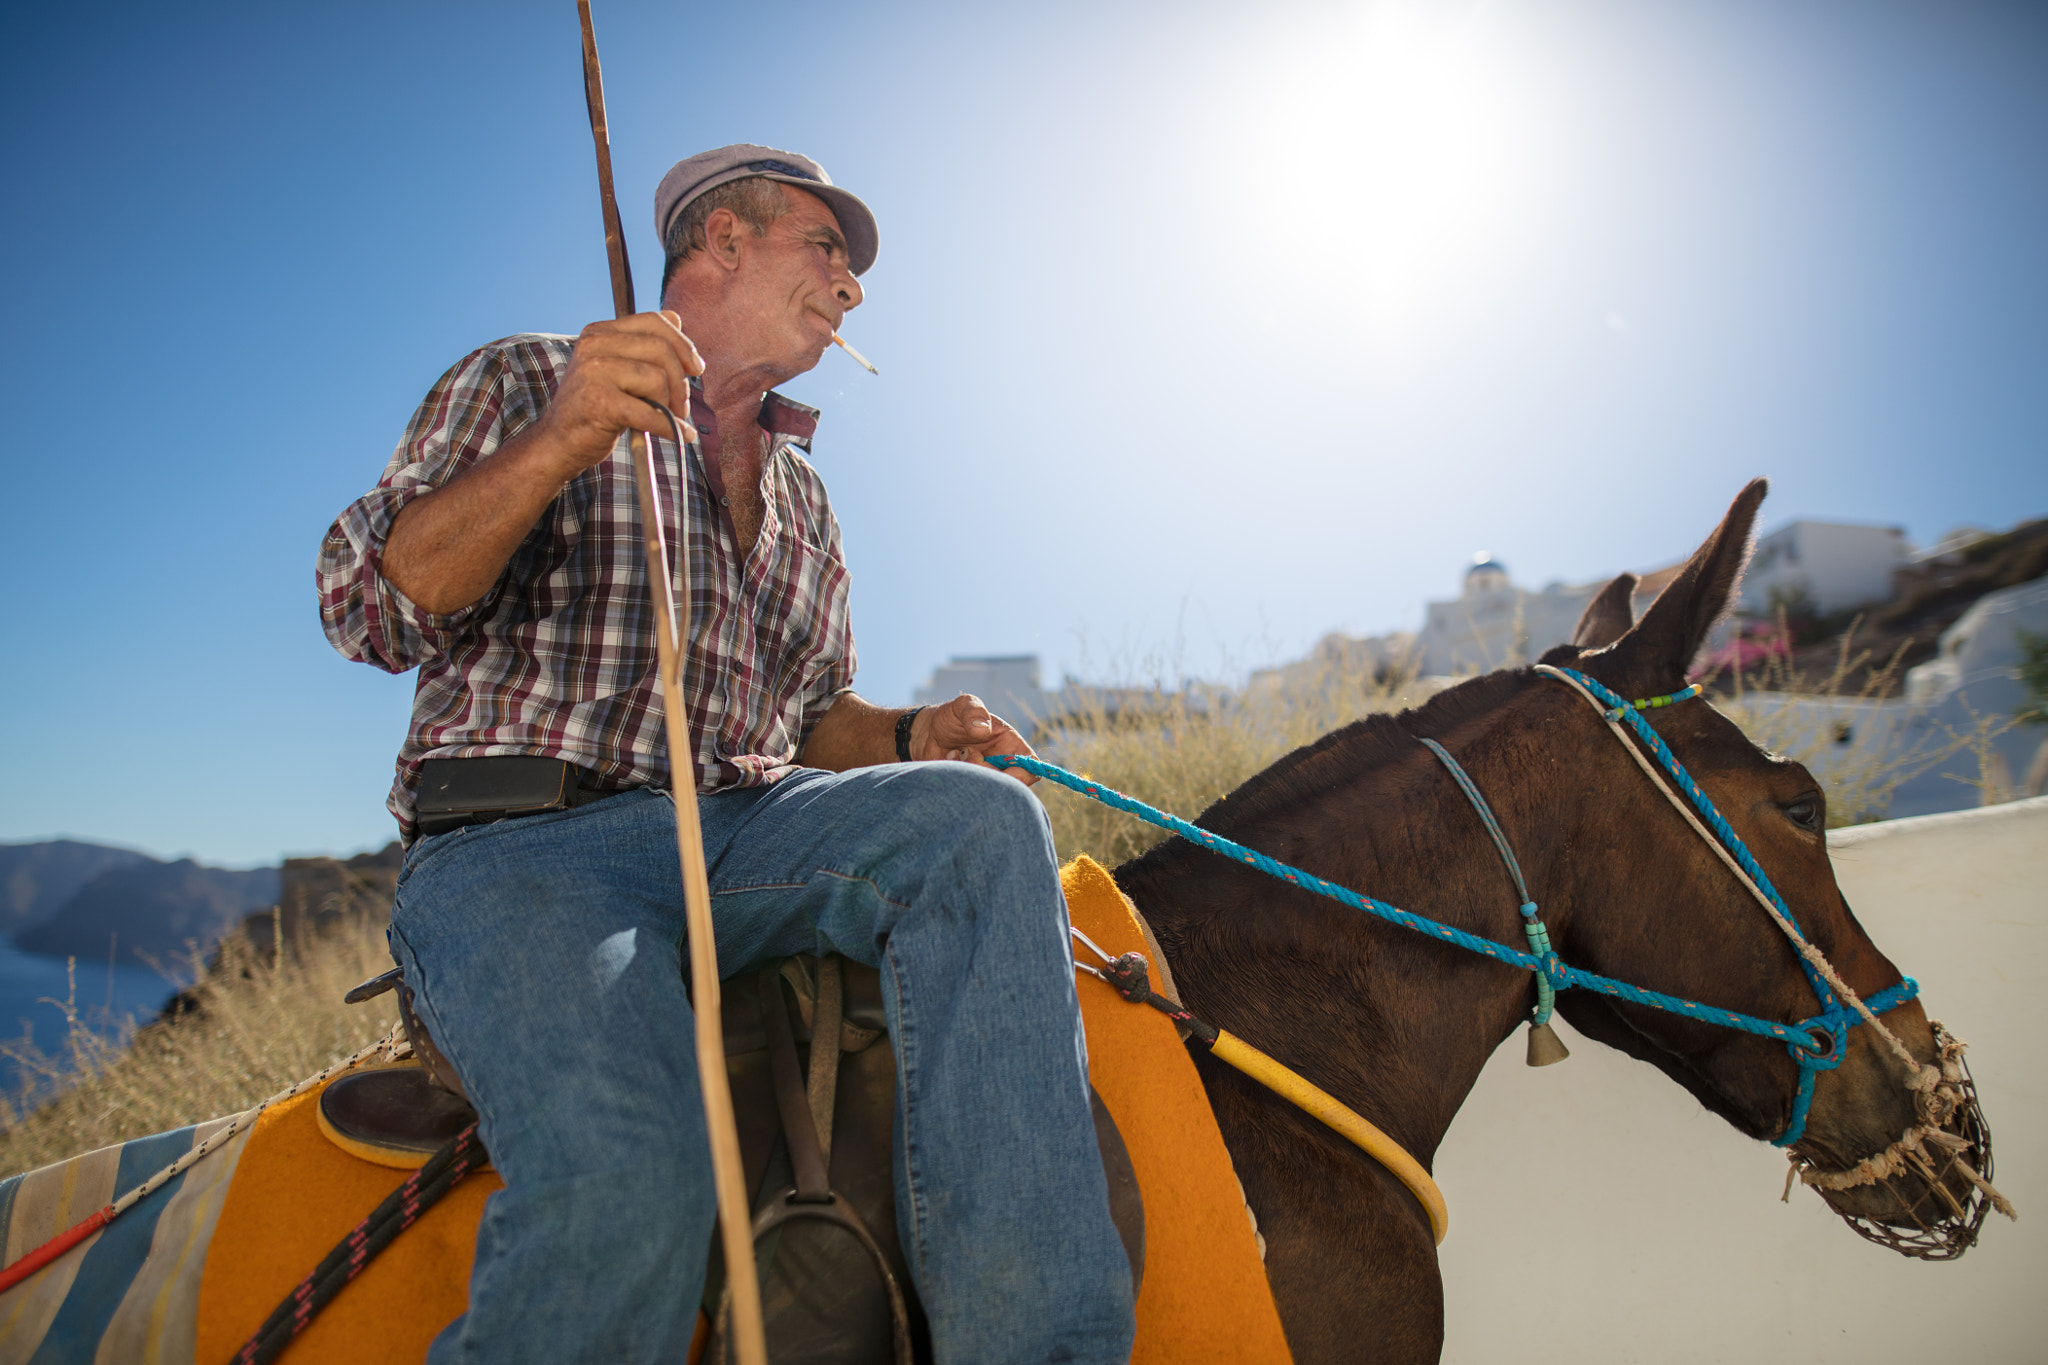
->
[654, 144, 878, 276]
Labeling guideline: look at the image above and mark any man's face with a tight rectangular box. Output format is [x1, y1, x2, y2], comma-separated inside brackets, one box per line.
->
[728, 184, 864, 382]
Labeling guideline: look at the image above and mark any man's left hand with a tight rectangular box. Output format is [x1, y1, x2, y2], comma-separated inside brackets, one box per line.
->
[913, 694, 1039, 785]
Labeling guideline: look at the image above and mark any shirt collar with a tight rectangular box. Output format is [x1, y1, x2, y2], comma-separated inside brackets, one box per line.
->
[760, 391, 819, 450]
[683, 378, 820, 454]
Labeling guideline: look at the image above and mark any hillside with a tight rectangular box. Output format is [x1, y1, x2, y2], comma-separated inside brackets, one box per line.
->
[1775, 518, 2048, 695]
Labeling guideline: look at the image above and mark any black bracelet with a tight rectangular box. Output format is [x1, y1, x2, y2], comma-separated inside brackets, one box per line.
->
[895, 706, 926, 763]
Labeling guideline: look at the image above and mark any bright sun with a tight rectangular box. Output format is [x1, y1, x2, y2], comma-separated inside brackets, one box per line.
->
[1195, 2, 1556, 343]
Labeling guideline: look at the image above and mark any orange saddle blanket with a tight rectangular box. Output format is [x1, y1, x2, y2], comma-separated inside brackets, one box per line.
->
[12, 858, 1294, 1363]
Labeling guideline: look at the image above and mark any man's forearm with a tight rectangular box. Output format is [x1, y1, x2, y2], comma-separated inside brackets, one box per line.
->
[800, 691, 1038, 784]
[798, 691, 905, 771]
[383, 428, 584, 614]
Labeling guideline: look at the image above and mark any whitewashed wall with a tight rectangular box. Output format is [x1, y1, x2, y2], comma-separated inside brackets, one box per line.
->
[1739, 521, 1908, 615]
[1434, 796, 2047, 1364]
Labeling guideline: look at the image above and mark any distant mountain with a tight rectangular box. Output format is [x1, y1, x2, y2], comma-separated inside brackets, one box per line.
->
[0, 840, 155, 935]
[14, 858, 281, 965]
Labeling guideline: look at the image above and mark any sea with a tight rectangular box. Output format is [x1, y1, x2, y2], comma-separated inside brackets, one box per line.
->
[0, 941, 183, 1102]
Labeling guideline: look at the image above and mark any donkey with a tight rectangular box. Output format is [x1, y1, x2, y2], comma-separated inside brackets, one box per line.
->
[1114, 479, 1992, 1364]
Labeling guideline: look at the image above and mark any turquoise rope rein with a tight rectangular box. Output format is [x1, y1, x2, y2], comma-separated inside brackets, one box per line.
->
[988, 668, 1918, 1147]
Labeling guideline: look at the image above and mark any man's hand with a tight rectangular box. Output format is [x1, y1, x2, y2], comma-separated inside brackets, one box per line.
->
[383, 312, 703, 615]
[795, 691, 1038, 782]
[528, 312, 706, 479]
[912, 694, 1040, 785]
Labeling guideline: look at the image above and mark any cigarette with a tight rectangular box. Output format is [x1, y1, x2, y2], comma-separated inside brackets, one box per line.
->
[831, 332, 880, 375]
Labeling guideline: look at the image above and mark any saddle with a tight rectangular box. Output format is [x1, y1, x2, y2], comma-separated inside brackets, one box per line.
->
[328, 955, 1145, 1363]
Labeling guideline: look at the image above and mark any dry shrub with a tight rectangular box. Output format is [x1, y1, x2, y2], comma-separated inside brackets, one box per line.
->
[1034, 646, 1444, 867]
[0, 911, 398, 1180]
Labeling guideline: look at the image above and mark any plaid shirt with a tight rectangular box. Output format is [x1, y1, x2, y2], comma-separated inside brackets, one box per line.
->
[317, 334, 856, 840]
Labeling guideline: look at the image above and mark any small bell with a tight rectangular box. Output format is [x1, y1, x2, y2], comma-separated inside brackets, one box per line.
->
[1525, 1020, 1571, 1067]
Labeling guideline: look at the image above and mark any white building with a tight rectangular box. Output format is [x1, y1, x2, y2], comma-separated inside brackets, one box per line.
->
[912, 655, 1050, 736]
[1889, 574, 2048, 809]
[1243, 555, 1604, 688]
[1412, 555, 1600, 678]
[1739, 520, 1907, 616]
[1245, 629, 1419, 694]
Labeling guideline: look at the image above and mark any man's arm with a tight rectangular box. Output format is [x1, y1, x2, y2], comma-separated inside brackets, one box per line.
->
[383, 313, 705, 614]
[800, 691, 1040, 784]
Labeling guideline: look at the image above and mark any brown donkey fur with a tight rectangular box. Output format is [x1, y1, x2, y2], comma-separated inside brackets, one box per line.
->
[1115, 481, 1963, 1364]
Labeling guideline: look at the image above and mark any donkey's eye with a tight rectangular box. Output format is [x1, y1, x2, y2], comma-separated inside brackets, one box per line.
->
[1783, 798, 1820, 831]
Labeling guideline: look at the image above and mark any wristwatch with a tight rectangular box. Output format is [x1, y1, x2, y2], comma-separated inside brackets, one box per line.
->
[895, 706, 925, 763]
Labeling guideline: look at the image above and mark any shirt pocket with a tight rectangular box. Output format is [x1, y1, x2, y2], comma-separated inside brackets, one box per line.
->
[757, 533, 851, 721]
[530, 464, 664, 703]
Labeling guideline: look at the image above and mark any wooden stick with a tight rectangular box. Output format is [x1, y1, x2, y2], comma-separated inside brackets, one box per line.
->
[577, 0, 634, 318]
[577, 4, 766, 1361]
[628, 432, 766, 1363]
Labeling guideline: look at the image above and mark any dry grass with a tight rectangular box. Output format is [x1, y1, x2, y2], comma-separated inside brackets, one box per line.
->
[1033, 648, 1443, 867]
[0, 912, 398, 1180]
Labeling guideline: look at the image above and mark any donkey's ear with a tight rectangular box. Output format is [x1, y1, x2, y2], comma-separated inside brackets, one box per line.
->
[1614, 479, 1768, 677]
[1572, 573, 1639, 650]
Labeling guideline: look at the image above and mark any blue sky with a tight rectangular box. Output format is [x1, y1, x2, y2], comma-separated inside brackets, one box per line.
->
[2, 0, 2043, 866]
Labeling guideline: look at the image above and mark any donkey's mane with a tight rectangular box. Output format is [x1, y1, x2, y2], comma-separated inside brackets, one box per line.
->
[1190, 668, 1540, 836]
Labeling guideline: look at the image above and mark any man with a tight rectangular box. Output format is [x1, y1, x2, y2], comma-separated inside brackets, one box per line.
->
[318, 145, 1135, 1363]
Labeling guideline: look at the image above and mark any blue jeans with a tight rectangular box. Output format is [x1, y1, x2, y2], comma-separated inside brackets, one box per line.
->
[388, 762, 1136, 1364]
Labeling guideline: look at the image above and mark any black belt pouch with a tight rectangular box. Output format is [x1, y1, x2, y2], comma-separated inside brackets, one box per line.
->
[414, 756, 581, 838]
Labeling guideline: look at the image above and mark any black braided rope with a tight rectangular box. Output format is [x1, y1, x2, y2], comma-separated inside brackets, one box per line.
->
[234, 1122, 485, 1365]
[1099, 951, 1218, 1046]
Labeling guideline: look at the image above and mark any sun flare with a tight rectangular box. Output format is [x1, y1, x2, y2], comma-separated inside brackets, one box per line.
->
[1198, 3, 1556, 338]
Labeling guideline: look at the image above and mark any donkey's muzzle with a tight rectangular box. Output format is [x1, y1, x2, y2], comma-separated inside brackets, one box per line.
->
[1810, 1023, 2003, 1261]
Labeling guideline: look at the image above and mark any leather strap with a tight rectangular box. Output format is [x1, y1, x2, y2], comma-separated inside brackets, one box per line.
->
[806, 958, 844, 1170]
[396, 978, 466, 1101]
[760, 972, 831, 1202]
[724, 967, 914, 1365]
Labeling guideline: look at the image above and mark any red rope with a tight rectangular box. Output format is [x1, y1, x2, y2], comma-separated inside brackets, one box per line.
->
[0, 1206, 113, 1294]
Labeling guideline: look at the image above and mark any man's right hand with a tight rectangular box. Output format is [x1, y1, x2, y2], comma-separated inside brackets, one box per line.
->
[382, 314, 703, 616]
[526, 312, 706, 480]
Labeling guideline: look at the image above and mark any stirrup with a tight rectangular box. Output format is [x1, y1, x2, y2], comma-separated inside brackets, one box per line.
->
[343, 965, 468, 1100]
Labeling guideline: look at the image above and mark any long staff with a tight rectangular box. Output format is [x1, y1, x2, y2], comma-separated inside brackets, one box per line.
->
[576, 6, 768, 1362]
